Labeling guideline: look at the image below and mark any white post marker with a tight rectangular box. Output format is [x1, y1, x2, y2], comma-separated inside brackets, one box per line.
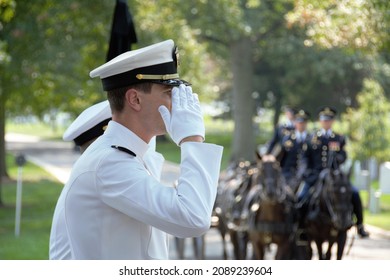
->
[15, 154, 26, 237]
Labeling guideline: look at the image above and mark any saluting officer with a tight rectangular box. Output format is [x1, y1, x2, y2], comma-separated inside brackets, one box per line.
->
[279, 109, 311, 193]
[51, 40, 223, 260]
[50, 101, 163, 259]
[299, 106, 369, 238]
[266, 106, 297, 156]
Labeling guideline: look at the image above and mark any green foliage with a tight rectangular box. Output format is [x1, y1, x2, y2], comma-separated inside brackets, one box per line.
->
[369, 0, 390, 53]
[254, 31, 369, 113]
[0, 0, 15, 65]
[2, 0, 115, 118]
[342, 79, 390, 162]
[2, 0, 221, 119]
[286, 0, 389, 53]
[0, 0, 16, 22]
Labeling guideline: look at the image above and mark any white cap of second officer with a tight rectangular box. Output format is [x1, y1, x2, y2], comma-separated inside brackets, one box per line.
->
[89, 39, 189, 91]
[63, 100, 111, 146]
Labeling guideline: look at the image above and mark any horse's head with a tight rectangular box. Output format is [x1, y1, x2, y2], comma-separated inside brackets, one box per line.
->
[323, 168, 354, 231]
[255, 154, 285, 202]
[244, 154, 296, 245]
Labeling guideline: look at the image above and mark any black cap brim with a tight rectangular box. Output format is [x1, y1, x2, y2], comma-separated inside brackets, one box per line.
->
[150, 79, 191, 87]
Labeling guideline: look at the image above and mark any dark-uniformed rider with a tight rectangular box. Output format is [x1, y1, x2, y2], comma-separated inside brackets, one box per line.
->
[279, 109, 311, 193]
[299, 106, 369, 238]
[266, 106, 297, 156]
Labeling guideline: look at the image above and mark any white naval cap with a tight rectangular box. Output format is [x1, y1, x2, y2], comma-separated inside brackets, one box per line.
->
[89, 39, 189, 91]
[63, 100, 112, 146]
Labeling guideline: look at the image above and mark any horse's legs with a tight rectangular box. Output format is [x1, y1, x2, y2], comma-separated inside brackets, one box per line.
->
[239, 231, 249, 259]
[252, 239, 265, 259]
[336, 231, 347, 260]
[232, 231, 248, 260]
[315, 240, 324, 260]
[175, 237, 185, 259]
[325, 240, 334, 260]
[218, 221, 229, 259]
[229, 230, 242, 259]
[192, 235, 205, 260]
[221, 233, 228, 259]
[275, 239, 291, 260]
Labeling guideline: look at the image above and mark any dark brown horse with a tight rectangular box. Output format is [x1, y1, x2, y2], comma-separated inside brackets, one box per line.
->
[244, 155, 297, 259]
[213, 160, 256, 259]
[305, 157, 354, 260]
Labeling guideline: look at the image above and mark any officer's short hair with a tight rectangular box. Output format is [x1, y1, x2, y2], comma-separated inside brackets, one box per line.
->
[107, 83, 153, 113]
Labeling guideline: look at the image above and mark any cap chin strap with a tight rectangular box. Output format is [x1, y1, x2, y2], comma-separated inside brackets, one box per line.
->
[136, 73, 179, 80]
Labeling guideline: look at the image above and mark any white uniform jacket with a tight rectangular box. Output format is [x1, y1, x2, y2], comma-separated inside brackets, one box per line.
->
[49, 121, 223, 259]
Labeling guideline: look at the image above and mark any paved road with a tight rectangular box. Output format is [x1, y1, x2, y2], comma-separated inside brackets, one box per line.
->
[5, 133, 390, 260]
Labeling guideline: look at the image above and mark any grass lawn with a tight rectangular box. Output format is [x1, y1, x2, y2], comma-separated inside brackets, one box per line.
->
[6, 122, 65, 141]
[0, 154, 63, 259]
[360, 190, 390, 231]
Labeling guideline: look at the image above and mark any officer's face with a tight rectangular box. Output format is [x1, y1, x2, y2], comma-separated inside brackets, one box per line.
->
[286, 111, 294, 120]
[141, 83, 173, 136]
[320, 119, 334, 130]
[295, 121, 307, 132]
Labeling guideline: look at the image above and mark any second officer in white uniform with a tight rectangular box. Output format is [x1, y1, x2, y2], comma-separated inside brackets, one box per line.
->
[51, 39, 223, 259]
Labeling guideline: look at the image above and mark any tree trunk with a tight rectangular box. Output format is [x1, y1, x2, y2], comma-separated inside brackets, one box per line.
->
[273, 93, 282, 128]
[0, 84, 9, 206]
[230, 38, 255, 162]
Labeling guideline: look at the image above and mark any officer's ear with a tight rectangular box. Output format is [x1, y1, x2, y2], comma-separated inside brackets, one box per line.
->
[125, 88, 141, 112]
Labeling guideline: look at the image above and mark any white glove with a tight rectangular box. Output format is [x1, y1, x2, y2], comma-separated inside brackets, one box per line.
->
[158, 84, 205, 146]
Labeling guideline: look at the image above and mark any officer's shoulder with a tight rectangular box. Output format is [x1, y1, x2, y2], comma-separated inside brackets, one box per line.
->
[332, 131, 345, 139]
[337, 133, 346, 142]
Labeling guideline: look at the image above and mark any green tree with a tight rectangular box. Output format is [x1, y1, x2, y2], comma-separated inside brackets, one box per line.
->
[342, 79, 390, 164]
[274, 0, 390, 123]
[0, 0, 16, 206]
[286, 0, 386, 52]
[254, 30, 369, 125]
[1, 1, 114, 206]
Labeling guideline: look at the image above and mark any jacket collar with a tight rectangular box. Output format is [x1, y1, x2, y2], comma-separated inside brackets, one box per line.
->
[104, 121, 149, 159]
[321, 128, 333, 137]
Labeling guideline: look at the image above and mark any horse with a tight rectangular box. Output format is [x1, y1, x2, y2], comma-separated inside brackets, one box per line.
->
[213, 160, 257, 259]
[244, 154, 298, 259]
[304, 152, 354, 260]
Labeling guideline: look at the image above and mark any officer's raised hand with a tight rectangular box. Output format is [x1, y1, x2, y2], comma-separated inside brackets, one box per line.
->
[158, 84, 205, 146]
